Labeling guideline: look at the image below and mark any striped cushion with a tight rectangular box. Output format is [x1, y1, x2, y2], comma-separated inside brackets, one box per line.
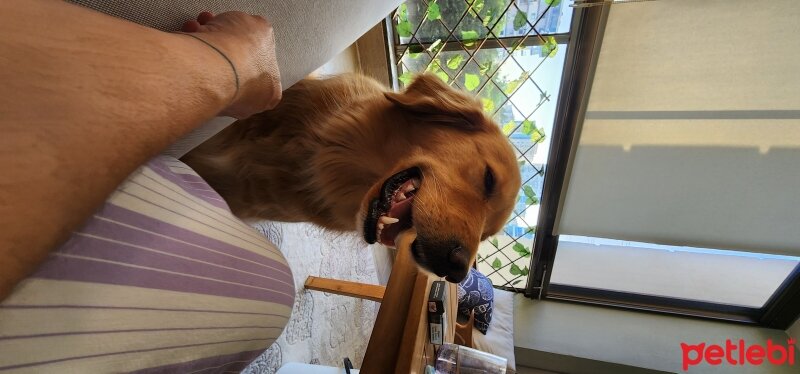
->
[0, 156, 294, 373]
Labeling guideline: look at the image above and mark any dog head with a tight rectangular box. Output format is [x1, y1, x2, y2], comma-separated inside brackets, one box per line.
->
[360, 74, 521, 282]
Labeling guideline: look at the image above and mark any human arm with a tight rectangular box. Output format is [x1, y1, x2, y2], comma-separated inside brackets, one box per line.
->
[0, 0, 281, 299]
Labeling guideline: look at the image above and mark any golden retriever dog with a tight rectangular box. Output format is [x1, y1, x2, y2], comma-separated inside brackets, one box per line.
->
[183, 73, 521, 282]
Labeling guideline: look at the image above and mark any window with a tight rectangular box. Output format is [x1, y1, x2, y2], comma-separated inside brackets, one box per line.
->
[388, 0, 800, 328]
[390, 0, 574, 290]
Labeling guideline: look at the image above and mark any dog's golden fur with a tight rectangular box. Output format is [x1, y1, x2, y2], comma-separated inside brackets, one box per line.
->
[183, 73, 521, 281]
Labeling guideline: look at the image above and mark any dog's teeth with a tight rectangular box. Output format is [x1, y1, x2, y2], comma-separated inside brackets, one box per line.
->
[411, 178, 420, 188]
[397, 192, 407, 201]
[380, 216, 399, 224]
[403, 184, 415, 193]
[378, 223, 385, 230]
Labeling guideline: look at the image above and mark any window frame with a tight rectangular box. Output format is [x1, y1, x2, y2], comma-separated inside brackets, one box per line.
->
[521, 3, 800, 330]
[385, 1, 800, 329]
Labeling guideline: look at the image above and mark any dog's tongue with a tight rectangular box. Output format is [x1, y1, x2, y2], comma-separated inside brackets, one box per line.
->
[379, 195, 414, 246]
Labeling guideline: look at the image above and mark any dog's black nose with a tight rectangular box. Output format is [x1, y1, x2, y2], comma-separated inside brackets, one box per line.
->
[414, 239, 470, 283]
[444, 245, 470, 283]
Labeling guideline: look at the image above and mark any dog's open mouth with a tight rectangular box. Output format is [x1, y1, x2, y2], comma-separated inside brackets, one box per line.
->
[363, 167, 421, 247]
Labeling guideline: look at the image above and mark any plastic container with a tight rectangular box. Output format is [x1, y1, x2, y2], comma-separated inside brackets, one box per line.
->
[434, 343, 507, 374]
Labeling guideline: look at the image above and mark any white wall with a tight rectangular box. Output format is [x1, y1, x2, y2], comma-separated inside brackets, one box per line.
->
[514, 296, 796, 374]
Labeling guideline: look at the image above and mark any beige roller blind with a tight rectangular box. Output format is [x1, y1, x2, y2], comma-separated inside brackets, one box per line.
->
[557, 0, 800, 256]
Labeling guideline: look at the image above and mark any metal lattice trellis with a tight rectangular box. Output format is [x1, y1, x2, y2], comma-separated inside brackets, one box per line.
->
[390, 0, 573, 290]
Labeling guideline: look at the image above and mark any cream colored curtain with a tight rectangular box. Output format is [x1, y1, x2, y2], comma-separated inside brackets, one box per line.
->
[556, 0, 800, 256]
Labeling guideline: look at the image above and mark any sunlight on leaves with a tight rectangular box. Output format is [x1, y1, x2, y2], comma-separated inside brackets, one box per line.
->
[478, 61, 493, 75]
[504, 71, 530, 95]
[521, 119, 536, 135]
[502, 121, 516, 135]
[542, 36, 558, 58]
[461, 30, 479, 47]
[464, 73, 480, 91]
[427, 1, 442, 20]
[470, 0, 485, 14]
[435, 71, 450, 83]
[446, 54, 464, 69]
[481, 97, 495, 113]
[398, 72, 414, 86]
[531, 129, 545, 144]
[426, 58, 443, 73]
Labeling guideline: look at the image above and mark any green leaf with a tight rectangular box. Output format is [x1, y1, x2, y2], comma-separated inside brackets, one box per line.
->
[396, 20, 412, 38]
[513, 10, 528, 30]
[427, 1, 441, 20]
[482, 4, 496, 27]
[426, 58, 443, 73]
[544, 0, 562, 6]
[461, 30, 479, 47]
[521, 119, 535, 135]
[512, 279, 523, 286]
[397, 3, 408, 22]
[446, 54, 464, 70]
[435, 71, 450, 83]
[523, 185, 536, 198]
[531, 129, 545, 144]
[502, 121, 516, 135]
[471, 0, 485, 13]
[503, 71, 530, 95]
[464, 73, 480, 91]
[398, 72, 414, 86]
[512, 243, 531, 257]
[521, 266, 530, 276]
[510, 264, 522, 275]
[542, 35, 558, 58]
[481, 98, 495, 113]
[524, 185, 539, 205]
[478, 61, 493, 75]
[491, 257, 502, 269]
[490, 237, 499, 248]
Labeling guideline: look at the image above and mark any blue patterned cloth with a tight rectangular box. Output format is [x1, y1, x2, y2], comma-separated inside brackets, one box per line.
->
[457, 268, 494, 334]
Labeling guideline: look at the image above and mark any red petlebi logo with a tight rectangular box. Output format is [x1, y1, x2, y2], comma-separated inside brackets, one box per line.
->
[681, 339, 796, 371]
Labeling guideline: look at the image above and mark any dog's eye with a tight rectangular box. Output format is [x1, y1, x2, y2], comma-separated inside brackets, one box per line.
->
[483, 166, 495, 197]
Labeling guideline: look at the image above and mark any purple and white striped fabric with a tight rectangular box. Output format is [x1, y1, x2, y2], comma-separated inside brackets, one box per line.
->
[0, 156, 294, 373]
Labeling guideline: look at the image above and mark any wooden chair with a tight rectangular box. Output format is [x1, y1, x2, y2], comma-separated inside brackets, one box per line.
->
[304, 232, 473, 373]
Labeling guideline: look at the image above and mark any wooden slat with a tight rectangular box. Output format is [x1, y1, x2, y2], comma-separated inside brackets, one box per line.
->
[304, 276, 386, 302]
[361, 230, 420, 373]
[394, 272, 431, 374]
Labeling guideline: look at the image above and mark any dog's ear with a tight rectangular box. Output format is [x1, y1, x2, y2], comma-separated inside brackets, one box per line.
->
[385, 74, 486, 131]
